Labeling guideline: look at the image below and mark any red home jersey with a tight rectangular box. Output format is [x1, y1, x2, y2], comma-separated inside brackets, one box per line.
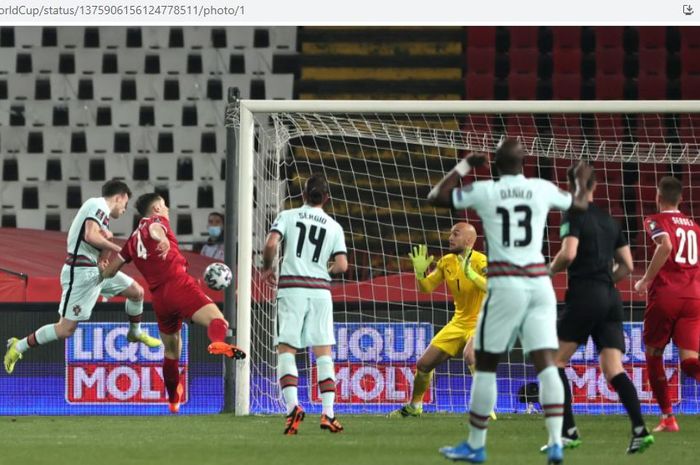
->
[119, 215, 188, 291]
[644, 210, 700, 300]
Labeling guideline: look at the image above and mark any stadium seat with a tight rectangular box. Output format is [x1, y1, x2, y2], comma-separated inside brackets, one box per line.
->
[509, 27, 538, 50]
[508, 73, 537, 99]
[595, 26, 624, 49]
[142, 27, 172, 49]
[549, 114, 583, 138]
[0, 49, 16, 74]
[152, 102, 182, 127]
[465, 73, 494, 99]
[595, 73, 624, 99]
[676, 114, 700, 142]
[466, 47, 495, 74]
[192, 155, 222, 180]
[594, 114, 626, 141]
[680, 46, 700, 74]
[12, 27, 42, 48]
[15, 209, 46, 229]
[244, 49, 276, 75]
[552, 48, 581, 75]
[467, 32, 497, 60]
[197, 101, 224, 127]
[183, 27, 213, 49]
[635, 114, 666, 144]
[596, 47, 624, 75]
[509, 48, 539, 74]
[638, 26, 666, 50]
[111, 102, 139, 127]
[638, 48, 667, 76]
[39, 182, 69, 209]
[270, 27, 298, 50]
[73, 50, 104, 75]
[149, 153, 179, 181]
[680, 74, 700, 98]
[552, 73, 581, 99]
[103, 153, 132, 180]
[56, 27, 84, 48]
[265, 75, 294, 100]
[552, 27, 581, 50]
[637, 73, 667, 99]
[91, 74, 124, 101]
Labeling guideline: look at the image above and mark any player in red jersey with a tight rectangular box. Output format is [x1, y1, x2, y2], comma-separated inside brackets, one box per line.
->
[634, 176, 700, 432]
[100, 193, 245, 414]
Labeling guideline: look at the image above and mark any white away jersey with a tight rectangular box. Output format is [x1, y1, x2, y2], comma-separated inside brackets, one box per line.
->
[452, 175, 572, 266]
[66, 197, 111, 263]
[270, 205, 347, 289]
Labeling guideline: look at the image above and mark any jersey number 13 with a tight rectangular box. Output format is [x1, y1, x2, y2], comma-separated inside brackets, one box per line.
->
[496, 205, 532, 247]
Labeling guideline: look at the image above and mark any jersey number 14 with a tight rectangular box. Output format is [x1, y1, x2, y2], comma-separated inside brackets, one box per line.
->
[295, 222, 327, 263]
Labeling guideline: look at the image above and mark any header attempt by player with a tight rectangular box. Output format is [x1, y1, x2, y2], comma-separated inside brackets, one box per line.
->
[427, 139, 594, 465]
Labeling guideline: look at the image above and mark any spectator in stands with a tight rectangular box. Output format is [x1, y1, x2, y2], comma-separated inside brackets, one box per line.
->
[200, 212, 225, 260]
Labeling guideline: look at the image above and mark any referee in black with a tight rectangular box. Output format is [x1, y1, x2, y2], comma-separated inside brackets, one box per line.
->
[546, 165, 654, 454]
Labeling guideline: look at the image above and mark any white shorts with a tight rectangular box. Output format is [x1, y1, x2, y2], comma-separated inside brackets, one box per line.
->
[474, 277, 558, 355]
[275, 291, 335, 349]
[57, 265, 134, 321]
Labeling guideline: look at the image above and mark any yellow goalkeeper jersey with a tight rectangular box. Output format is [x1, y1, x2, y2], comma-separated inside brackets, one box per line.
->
[417, 250, 488, 328]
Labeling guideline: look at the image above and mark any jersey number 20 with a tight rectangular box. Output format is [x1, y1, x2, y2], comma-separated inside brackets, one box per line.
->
[295, 222, 327, 263]
[496, 205, 532, 247]
[675, 227, 698, 265]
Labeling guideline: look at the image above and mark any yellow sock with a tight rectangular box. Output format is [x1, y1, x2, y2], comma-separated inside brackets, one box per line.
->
[411, 369, 433, 405]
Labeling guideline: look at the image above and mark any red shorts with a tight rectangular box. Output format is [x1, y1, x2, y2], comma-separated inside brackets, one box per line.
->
[644, 296, 700, 351]
[151, 274, 213, 334]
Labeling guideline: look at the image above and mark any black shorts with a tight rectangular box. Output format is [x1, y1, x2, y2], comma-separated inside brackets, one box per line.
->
[557, 279, 625, 353]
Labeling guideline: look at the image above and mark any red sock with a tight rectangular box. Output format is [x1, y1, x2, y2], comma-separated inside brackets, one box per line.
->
[163, 357, 181, 403]
[681, 358, 700, 381]
[207, 318, 228, 343]
[646, 354, 672, 414]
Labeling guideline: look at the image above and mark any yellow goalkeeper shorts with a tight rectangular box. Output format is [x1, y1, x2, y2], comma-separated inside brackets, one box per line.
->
[430, 320, 476, 358]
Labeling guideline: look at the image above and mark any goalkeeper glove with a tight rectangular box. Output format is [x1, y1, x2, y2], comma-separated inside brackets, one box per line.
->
[462, 257, 487, 292]
[408, 244, 434, 280]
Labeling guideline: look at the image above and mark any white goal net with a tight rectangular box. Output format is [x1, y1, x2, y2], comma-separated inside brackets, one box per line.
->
[228, 100, 700, 416]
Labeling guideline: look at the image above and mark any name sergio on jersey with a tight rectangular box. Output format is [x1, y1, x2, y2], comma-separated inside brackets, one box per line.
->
[297, 211, 327, 224]
[499, 187, 533, 200]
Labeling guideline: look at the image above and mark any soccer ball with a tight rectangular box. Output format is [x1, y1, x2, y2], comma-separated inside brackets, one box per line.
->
[204, 263, 232, 291]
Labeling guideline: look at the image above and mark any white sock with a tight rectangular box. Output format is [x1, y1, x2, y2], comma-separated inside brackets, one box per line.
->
[316, 355, 336, 418]
[125, 299, 143, 335]
[538, 366, 565, 447]
[277, 352, 298, 414]
[468, 371, 497, 449]
[16, 324, 59, 354]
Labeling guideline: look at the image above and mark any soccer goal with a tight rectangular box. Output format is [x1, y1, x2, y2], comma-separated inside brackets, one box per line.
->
[226, 98, 700, 416]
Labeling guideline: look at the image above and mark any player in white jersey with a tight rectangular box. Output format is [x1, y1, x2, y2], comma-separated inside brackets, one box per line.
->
[430, 139, 593, 465]
[5, 180, 160, 374]
[261, 174, 349, 435]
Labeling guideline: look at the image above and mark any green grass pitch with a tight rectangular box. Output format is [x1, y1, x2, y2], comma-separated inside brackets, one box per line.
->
[2, 414, 697, 465]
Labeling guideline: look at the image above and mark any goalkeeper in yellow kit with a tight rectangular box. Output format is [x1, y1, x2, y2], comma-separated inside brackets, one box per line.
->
[389, 222, 491, 418]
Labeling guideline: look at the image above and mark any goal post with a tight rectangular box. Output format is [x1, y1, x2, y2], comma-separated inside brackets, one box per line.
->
[229, 98, 700, 416]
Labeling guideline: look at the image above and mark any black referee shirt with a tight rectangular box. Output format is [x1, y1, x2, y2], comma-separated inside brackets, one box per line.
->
[560, 203, 627, 284]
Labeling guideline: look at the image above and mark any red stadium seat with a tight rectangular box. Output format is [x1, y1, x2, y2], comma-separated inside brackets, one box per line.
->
[552, 27, 581, 50]
[552, 73, 581, 99]
[505, 114, 539, 139]
[594, 114, 626, 141]
[462, 114, 493, 135]
[638, 48, 667, 76]
[635, 114, 666, 144]
[509, 27, 539, 49]
[549, 114, 583, 138]
[595, 74, 624, 99]
[465, 72, 494, 99]
[508, 73, 537, 99]
[638, 26, 666, 50]
[466, 47, 495, 74]
[637, 73, 667, 99]
[595, 27, 624, 49]
[680, 74, 700, 99]
[553, 48, 581, 75]
[509, 48, 539, 74]
[676, 114, 700, 143]
[681, 46, 700, 75]
[467, 26, 496, 48]
[596, 48, 624, 74]
[680, 27, 700, 51]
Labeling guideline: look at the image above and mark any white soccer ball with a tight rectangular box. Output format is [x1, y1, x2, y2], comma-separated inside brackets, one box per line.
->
[204, 262, 232, 291]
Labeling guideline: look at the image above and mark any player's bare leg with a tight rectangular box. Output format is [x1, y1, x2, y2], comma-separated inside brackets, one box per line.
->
[388, 344, 449, 418]
[547, 340, 583, 450]
[160, 331, 184, 414]
[191, 303, 245, 359]
[313, 344, 342, 433]
[278, 343, 305, 435]
[439, 351, 500, 463]
[5, 318, 78, 374]
[119, 282, 160, 348]
[599, 348, 654, 452]
[645, 345, 677, 432]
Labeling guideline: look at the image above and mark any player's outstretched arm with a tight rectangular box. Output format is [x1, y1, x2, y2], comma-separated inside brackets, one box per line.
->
[101, 255, 126, 280]
[148, 223, 170, 260]
[261, 231, 282, 286]
[427, 152, 487, 208]
[84, 220, 121, 253]
[634, 234, 672, 292]
[612, 245, 634, 283]
[548, 237, 579, 275]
